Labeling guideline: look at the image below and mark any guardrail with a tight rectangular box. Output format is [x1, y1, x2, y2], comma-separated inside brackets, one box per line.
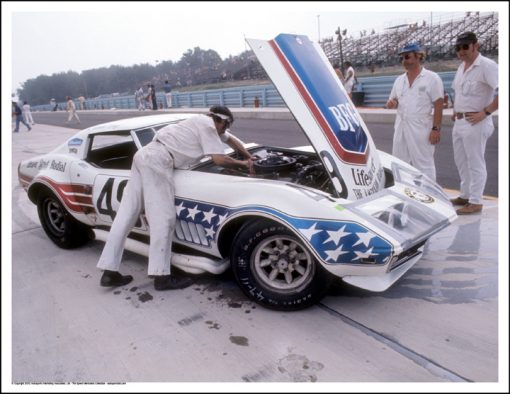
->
[32, 71, 456, 111]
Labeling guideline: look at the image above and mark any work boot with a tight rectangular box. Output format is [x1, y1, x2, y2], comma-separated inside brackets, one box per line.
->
[450, 196, 469, 206]
[100, 270, 133, 287]
[154, 275, 193, 291]
[456, 203, 483, 215]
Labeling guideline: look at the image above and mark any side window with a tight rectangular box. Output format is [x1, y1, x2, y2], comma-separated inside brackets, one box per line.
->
[86, 132, 137, 169]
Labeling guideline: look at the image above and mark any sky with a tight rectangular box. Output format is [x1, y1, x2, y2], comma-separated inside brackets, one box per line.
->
[3, 1, 505, 92]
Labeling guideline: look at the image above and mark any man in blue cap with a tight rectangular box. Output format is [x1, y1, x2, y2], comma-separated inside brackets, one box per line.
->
[385, 43, 444, 181]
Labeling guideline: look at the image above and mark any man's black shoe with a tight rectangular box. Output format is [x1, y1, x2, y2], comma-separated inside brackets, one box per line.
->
[154, 275, 193, 291]
[100, 270, 133, 287]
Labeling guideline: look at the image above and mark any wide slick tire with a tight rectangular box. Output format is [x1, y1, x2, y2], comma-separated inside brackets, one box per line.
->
[37, 190, 91, 249]
[231, 219, 332, 310]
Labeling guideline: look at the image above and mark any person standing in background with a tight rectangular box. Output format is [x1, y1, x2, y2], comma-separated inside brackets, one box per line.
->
[164, 80, 173, 108]
[385, 43, 443, 181]
[66, 96, 81, 124]
[449, 32, 498, 215]
[22, 100, 35, 126]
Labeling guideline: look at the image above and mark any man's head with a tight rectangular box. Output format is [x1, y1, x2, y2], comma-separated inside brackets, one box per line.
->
[398, 43, 425, 69]
[208, 105, 234, 134]
[455, 32, 479, 61]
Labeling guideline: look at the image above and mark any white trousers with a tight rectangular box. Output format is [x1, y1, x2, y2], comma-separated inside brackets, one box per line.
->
[452, 117, 494, 205]
[23, 112, 34, 125]
[97, 141, 176, 275]
[392, 115, 436, 181]
[165, 92, 172, 108]
[67, 110, 80, 122]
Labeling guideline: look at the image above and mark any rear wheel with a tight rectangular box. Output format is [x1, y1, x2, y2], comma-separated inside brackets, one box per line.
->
[231, 220, 332, 310]
[37, 190, 91, 249]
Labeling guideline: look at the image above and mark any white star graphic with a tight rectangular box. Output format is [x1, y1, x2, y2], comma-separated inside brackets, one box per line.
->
[175, 201, 186, 216]
[187, 205, 200, 221]
[353, 231, 375, 247]
[204, 226, 215, 239]
[323, 225, 350, 246]
[202, 207, 217, 224]
[324, 244, 349, 263]
[217, 212, 228, 224]
[352, 247, 378, 261]
[299, 223, 322, 241]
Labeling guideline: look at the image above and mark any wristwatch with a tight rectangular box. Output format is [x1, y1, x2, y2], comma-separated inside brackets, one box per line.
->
[484, 109, 492, 116]
[432, 126, 440, 131]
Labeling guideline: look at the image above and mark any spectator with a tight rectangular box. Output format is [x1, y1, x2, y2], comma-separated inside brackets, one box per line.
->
[333, 63, 344, 84]
[150, 83, 157, 110]
[342, 61, 356, 98]
[135, 87, 145, 111]
[146, 84, 153, 110]
[50, 98, 57, 112]
[449, 32, 498, 215]
[66, 96, 81, 124]
[385, 43, 443, 181]
[22, 100, 35, 126]
[12, 101, 32, 132]
[163, 80, 173, 108]
[78, 95, 86, 110]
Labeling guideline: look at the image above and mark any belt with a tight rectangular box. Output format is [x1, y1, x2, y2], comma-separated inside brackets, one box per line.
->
[455, 112, 477, 119]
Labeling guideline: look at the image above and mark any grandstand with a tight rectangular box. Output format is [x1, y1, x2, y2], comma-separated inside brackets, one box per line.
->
[319, 12, 498, 73]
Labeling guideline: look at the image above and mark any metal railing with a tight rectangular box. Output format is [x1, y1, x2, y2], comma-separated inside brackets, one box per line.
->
[32, 71, 457, 111]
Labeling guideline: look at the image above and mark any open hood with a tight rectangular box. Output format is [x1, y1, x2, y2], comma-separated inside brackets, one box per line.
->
[247, 33, 385, 200]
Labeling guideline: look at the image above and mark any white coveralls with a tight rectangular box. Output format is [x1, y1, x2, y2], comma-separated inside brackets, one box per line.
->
[343, 66, 356, 94]
[66, 99, 80, 123]
[97, 115, 231, 275]
[22, 103, 34, 125]
[390, 68, 443, 181]
[452, 54, 498, 205]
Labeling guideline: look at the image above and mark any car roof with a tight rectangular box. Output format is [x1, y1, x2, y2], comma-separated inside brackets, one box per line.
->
[84, 113, 197, 134]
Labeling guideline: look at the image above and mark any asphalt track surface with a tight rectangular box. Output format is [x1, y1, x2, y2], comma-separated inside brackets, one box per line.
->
[31, 111, 498, 197]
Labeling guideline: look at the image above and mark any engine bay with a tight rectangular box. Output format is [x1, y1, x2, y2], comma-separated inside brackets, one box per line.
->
[196, 146, 335, 194]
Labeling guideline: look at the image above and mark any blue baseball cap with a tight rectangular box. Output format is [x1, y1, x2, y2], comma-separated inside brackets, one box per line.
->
[398, 43, 424, 55]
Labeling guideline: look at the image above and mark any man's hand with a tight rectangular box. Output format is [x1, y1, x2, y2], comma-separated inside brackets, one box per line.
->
[385, 98, 398, 109]
[429, 130, 441, 145]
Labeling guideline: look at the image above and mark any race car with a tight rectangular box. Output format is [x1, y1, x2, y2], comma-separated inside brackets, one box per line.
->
[17, 33, 457, 310]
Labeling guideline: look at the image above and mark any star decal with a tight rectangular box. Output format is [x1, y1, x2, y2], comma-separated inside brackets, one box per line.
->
[175, 201, 186, 216]
[187, 205, 200, 220]
[323, 225, 350, 246]
[352, 247, 378, 261]
[324, 244, 349, 263]
[299, 223, 322, 241]
[202, 208, 217, 224]
[204, 226, 216, 239]
[217, 212, 228, 225]
[353, 231, 375, 247]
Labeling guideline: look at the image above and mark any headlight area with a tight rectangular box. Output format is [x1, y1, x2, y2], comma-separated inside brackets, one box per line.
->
[350, 191, 449, 252]
[392, 162, 450, 203]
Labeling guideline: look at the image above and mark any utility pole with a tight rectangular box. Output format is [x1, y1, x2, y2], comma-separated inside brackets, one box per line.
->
[317, 14, 321, 43]
[335, 27, 345, 72]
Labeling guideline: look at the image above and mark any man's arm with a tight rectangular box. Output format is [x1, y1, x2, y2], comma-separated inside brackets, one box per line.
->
[210, 154, 253, 173]
[429, 97, 443, 145]
[224, 134, 253, 160]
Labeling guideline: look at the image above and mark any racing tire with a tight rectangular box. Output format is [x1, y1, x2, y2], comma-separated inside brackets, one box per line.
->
[231, 219, 333, 311]
[37, 190, 91, 249]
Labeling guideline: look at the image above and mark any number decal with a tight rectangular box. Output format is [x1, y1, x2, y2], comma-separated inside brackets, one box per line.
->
[96, 177, 141, 227]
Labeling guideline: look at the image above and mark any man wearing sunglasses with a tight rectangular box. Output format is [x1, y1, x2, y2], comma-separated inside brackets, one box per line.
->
[450, 32, 498, 215]
[97, 105, 255, 291]
[385, 43, 444, 181]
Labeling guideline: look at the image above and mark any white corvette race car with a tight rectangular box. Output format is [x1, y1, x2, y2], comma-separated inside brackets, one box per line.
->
[18, 34, 456, 310]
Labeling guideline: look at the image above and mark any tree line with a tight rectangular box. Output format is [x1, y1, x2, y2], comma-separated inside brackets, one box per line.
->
[17, 47, 267, 105]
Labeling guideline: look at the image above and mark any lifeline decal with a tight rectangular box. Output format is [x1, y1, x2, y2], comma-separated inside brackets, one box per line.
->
[270, 34, 369, 165]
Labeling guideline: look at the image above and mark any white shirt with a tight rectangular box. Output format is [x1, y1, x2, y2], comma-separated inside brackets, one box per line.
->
[22, 104, 31, 113]
[155, 114, 231, 168]
[390, 67, 444, 117]
[452, 54, 498, 112]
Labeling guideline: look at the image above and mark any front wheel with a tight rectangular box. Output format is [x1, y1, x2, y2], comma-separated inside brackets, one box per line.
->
[230, 220, 332, 310]
[37, 190, 91, 249]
